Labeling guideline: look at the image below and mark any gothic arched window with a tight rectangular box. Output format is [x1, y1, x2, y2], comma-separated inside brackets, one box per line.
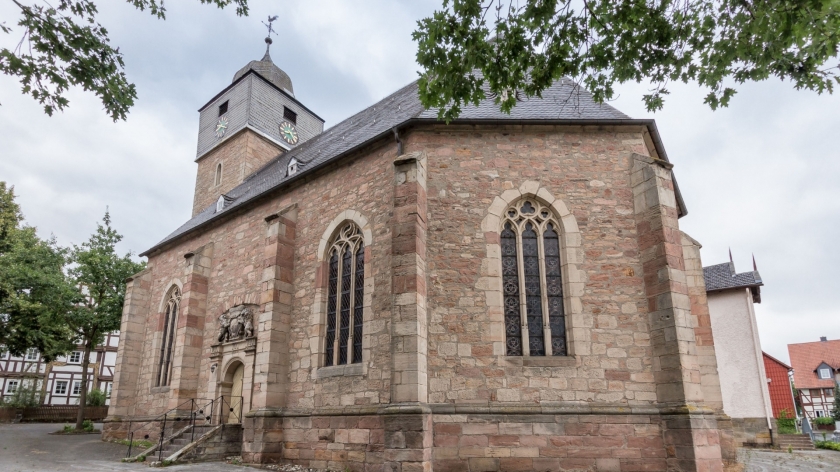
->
[324, 223, 365, 366]
[156, 287, 181, 386]
[501, 199, 567, 356]
[214, 163, 222, 186]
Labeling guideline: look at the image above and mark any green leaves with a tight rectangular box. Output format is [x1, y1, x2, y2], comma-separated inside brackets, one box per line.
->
[414, 0, 840, 119]
[0, 183, 144, 361]
[67, 211, 145, 347]
[0, 183, 76, 361]
[1, 0, 249, 121]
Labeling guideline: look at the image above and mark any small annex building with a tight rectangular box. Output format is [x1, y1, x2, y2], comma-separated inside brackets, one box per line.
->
[103, 39, 737, 471]
[703, 259, 773, 447]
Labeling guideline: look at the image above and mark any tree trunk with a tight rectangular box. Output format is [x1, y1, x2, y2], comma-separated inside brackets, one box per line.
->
[40, 362, 52, 405]
[74, 341, 93, 430]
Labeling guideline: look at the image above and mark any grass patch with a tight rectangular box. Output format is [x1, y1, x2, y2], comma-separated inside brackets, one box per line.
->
[55, 421, 99, 434]
[114, 438, 155, 450]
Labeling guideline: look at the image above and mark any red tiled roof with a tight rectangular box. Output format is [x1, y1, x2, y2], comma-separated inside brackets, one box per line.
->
[788, 339, 840, 389]
[763, 352, 795, 418]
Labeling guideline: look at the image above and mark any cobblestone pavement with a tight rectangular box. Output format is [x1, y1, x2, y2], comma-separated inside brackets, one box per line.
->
[0, 423, 249, 472]
[739, 447, 840, 471]
[5, 423, 840, 471]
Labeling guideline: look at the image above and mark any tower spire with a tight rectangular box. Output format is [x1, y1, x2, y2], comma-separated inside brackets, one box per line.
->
[262, 15, 279, 61]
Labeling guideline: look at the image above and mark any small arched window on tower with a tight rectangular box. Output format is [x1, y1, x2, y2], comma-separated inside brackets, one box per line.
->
[214, 163, 222, 186]
[287, 158, 299, 177]
[324, 223, 365, 366]
[156, 287, 181, 387]
[501, 199, 567, 356]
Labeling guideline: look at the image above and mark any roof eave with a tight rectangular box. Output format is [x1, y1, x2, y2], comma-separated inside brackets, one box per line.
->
[141, 117, 685, 257]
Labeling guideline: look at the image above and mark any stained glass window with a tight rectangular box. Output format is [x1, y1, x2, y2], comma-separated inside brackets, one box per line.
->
[157, 287, 181, 386]
[324, 223, 365, 366]
[500, 200, 567, 356]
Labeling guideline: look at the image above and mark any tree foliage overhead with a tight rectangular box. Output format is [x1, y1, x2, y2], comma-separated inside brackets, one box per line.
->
[1, 0, 249, 121]
[413, 0, 840, 121]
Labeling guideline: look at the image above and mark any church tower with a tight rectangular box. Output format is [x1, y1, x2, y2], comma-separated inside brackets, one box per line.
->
[191, 32, 324, 216]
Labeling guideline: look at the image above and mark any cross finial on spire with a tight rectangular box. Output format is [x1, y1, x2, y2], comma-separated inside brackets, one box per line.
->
[262, 15, 279, 59]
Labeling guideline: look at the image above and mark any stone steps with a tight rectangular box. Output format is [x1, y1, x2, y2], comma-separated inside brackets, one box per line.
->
[777, 434, 815, 450]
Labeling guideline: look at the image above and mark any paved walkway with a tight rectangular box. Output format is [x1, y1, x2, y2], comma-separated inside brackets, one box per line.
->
[739, 448, 840, 471]
[0, 423, 249, 471]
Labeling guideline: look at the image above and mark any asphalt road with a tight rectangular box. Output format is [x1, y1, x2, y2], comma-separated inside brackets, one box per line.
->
[0, 423, 249, 472]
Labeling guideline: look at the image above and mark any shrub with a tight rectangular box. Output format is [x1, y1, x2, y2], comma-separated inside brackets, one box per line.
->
[86, 388, 106, 406]
[814, 416, 835, 426]
[815, 440, 840, 451]
[1, 381, 41, 407]
[82, 419, 95, 432]
[777, 409, 797, 434]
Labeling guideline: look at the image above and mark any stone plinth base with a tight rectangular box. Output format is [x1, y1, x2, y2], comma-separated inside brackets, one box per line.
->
[236, 405, 727, 472]
[730, 417, 774, 448]
[102, 417, 192, 443]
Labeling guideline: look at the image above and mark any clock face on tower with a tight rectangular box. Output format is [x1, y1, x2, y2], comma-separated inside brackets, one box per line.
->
[279, 121, 298, 145]
[215, 116, 229, 138]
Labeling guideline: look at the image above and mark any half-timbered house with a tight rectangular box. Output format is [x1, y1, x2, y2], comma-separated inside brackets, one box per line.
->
[789, 337, 840, 420]
[0, 332, 120, 405]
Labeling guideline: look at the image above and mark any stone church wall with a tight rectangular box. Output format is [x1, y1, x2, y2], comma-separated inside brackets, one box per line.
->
[106, 122, 729, 471]
[192, 129, 284, 216]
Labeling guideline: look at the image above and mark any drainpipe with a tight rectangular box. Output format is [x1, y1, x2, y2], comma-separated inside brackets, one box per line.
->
[392, 127, 403, 156]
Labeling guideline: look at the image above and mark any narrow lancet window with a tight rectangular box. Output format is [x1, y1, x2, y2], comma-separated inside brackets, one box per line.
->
[501, 200, 567, 356]
[324, 223, 365, 366]
[157, 287, 181, 386]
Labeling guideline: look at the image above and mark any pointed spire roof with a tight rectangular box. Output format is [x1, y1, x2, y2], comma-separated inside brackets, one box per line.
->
[232, 37, 294, 96]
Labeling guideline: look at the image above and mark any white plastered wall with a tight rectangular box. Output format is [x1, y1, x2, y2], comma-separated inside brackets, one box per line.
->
[708, 289, 773, 422]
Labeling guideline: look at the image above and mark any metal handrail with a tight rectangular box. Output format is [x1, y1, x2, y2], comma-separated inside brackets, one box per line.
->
[126, 397, 193, 459]
[124, 395, 244, 460]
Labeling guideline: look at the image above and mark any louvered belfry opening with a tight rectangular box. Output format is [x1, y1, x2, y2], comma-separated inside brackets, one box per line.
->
[157, 286, 181, 386]
[324, 223, 365, 366]
[501, 200, 567, 357]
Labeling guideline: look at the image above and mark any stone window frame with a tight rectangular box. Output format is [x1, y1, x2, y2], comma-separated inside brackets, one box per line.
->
[214, 162, 223, 186]
[311, 210, 373, 379]
[480, 181, 587, 365]
[152, 282, 183, 390]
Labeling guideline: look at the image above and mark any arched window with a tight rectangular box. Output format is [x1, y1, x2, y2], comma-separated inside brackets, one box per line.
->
[215, 163, 222, 186]
[501, 199, 567, 356]
[157, 287, 181, 386]
[324, 223, 364, 366]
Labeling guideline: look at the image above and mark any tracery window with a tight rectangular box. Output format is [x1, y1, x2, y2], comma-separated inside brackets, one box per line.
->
[501, 199, 567, 356]
[324, 223, 364, 366]
[156, 287, 181, 386]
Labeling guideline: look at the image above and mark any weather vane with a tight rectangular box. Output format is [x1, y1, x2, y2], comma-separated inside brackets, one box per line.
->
[263, 15, 279, 44]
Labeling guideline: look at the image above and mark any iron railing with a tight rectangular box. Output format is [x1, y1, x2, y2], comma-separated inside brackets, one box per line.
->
[124, 395, 243, 461]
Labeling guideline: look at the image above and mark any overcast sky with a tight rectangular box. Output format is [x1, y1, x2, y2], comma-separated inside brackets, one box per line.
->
[1, 0, 838, 364]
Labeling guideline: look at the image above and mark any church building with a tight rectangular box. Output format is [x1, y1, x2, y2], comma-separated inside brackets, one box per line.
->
[104, 37, 735, 471]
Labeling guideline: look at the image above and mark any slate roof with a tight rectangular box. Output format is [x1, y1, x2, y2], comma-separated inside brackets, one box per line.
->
[788, 339, 840, 389]
[703, 262, 763, 292]
[142, 78, 666, 256]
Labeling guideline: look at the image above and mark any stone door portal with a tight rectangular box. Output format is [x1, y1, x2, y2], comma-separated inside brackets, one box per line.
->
[225, 364, 245, 423]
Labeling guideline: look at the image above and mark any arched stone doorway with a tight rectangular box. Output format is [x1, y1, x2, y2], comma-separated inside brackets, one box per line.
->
[220, 360, 245, 423]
